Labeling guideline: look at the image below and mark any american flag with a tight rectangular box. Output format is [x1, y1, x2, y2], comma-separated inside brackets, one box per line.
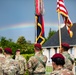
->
[57, 0, 73, 37]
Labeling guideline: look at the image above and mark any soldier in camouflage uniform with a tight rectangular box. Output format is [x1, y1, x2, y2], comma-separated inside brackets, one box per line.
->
[2, 47, 19, 75]
[28, 43, 47, 75]
[60, 42, 74, 71]
[50, 53, 74, 75]
[0, 48, 5, 58]
[14, 49, 27, 75]
[0, 48, 5, 75]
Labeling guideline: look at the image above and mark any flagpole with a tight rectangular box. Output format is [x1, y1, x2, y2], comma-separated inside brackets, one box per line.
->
[58, 12, 62, 53]
[34, 0, 37, 44]
[34, 15, 37, 43]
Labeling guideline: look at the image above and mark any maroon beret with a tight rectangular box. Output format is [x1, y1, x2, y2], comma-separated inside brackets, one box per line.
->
[0, 48, 2, 51]
[61, 42, 70, 49]
[4, 48, 12, 54]
[0, 48, 2, 53]
[51, 53, 64, 60]
[16, 49, 20, 52]
[34, 43, 42, 50]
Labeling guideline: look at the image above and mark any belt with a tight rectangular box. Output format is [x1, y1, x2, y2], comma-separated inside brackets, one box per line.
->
[33, 72, 45, 74]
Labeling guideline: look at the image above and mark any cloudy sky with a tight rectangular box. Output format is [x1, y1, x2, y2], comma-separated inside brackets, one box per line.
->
[0, 0, 76, 43]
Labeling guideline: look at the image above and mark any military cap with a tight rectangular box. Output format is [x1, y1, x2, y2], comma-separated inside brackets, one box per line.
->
[34, 43, 42, 50]
[4, 47, 12, 54]
[16, 49, 20, 52]
[61, 42, 70, 50]
[51, 53, 64, 60]
[0, 48, 2, 51]
[0, 48, 2, 53]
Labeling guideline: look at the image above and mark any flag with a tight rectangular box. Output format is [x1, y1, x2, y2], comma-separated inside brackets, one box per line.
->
[57, 0, 73, 37]
[35, 14, 45, 45]
[35, 0, 44, 15]
[35, 0, 45, 45]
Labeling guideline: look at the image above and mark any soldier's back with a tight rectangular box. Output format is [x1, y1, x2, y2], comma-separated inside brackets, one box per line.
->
[2, 57, 19, 75]
[50, 68, 74, 75]
[15, 55, 27, 75]
[61, 69, 74, 75]
[62, 52, 74, 71]
[0, 54, 5, 75]
[28, 52, 47, 75]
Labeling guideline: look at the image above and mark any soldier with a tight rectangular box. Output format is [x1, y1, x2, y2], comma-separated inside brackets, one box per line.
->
[60, 42, 74, 71]
[0, 48, 5, 75]
[0, 48, 5, 58]
[14, 49, 27, 75]
[50, 53, 74, 75]
[28, 43, 47, 75]
[2, 47, 19, 75]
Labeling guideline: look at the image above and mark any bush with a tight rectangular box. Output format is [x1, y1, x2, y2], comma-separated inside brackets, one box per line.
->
[22, 54, 34, 61]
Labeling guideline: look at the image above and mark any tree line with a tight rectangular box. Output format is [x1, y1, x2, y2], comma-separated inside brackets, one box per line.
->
[0, 30, 56, 55]
[0, 36, 34, 54]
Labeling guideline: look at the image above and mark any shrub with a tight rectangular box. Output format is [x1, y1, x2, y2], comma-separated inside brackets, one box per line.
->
[22, 54, 34, 61]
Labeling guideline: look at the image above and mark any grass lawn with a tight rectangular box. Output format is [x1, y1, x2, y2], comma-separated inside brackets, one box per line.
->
[46, 66, 53, 75]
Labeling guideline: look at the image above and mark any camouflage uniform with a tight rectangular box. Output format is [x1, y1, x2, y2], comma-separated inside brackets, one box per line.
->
[62, 52, 74, 71]
[0, 53, 5, 58]
[28, 52, 47, 75]
[50, 68, 74, 75]
[2, 56, 19, 75]
[15, 55, 27, 75]
[0, 54, 5, 75]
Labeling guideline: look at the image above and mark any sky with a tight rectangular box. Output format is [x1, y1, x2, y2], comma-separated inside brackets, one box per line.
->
[0, 0, 76, 43]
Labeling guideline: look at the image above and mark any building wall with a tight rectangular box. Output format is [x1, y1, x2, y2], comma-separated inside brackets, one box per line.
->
[43, 47, 76, 63]
[72, 46, 76, 58]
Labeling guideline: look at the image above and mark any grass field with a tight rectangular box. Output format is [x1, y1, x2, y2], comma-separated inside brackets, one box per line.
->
[46, 66, 53, 75]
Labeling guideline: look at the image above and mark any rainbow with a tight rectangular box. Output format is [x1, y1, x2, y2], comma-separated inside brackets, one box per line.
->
[0, 23, 58, 31]
[0, 23, 35, 31]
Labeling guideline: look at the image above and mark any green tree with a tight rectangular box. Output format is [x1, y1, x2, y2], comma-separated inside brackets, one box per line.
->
[0, 36, 21, 54]
[16, 36, 34, 54]
[16, 36, 26, 44]
[0, 36, 34, 54]
[0, 37, 8, 48]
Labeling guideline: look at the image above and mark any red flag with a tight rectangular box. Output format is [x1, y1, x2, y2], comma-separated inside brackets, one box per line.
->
[57, 0, 73, 37]
[35, 0, 40, 15]
[35, 0, 44, 15]
[35, 0, 45, 45]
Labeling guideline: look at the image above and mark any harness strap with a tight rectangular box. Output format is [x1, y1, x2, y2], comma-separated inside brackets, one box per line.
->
[67, 54, 74, 64]
[33, 61, 39, 71]
[35, 55, 45, 67]
[33, 55, 45, 71]
[64, 53, 74, 64]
